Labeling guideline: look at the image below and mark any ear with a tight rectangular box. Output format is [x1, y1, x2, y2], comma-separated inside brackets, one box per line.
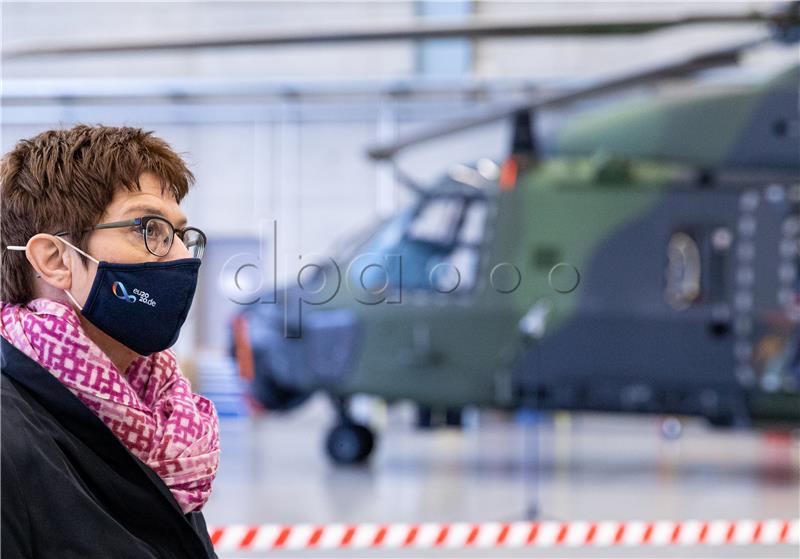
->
[25, 234, 74, 291]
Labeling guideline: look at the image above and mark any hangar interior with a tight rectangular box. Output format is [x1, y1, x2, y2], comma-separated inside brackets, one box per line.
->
[2, 2, 799, 558]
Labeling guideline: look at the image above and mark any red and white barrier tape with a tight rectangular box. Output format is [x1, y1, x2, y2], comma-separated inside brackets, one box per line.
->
[208, 518, 799, 552]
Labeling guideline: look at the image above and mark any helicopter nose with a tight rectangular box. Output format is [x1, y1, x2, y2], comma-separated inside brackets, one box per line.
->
[295, 308, 363, 383]
[238, 301, 362, 406]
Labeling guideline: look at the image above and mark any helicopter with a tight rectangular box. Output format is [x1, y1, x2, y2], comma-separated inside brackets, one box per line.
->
[227, 6, 800, 464]
[10, 3, 800, 465]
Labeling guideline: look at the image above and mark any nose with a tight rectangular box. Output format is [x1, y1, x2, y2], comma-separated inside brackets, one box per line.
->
[166, 234, 192, 261]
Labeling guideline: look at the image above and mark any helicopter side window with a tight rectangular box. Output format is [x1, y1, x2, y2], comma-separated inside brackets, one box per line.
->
[665, 231, 702, 310]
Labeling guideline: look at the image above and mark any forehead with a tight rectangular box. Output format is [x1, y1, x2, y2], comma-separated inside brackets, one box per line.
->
[136, 172, 179, 199]
[103, 172, 186, 223]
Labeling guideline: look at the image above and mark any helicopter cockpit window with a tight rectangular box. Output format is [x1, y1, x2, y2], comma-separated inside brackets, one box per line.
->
[407, 197, 465, 246]
[352, 196, 489, 294]
[459, 201, 488, 245]
[665, 231, 702, 310]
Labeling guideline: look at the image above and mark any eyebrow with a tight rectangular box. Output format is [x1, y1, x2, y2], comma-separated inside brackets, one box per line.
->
[122, 205, 188, 228]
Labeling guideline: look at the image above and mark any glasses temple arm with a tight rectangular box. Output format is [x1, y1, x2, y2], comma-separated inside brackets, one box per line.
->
[91, 218, 141, 230]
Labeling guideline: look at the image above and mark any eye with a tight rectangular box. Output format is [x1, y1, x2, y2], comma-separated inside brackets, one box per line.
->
[145, 219, 168, 239]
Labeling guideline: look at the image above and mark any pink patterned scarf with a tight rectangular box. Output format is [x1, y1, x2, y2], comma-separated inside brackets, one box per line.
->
[0, 297, 220, 514]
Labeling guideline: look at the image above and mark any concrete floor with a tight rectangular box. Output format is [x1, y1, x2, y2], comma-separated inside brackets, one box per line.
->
[203, 396, 800, 558]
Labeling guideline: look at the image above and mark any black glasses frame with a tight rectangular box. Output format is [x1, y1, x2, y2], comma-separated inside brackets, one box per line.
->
[56, 214, 206, 259]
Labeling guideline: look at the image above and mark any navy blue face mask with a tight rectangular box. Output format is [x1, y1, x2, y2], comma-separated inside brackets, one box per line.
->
[11, 237, 201, 356]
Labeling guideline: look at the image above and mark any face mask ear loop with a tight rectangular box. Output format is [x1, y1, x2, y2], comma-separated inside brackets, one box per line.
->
[5, 236, 100, 265]
[63, 288, 84, 312]
[53, 236, 99, 312]
[52, 236, 100, 265]
[6, 239, 89, 311]
[7, 236, 97, 312]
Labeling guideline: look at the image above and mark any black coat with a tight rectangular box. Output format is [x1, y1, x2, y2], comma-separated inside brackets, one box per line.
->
[1, 336, 218, 559]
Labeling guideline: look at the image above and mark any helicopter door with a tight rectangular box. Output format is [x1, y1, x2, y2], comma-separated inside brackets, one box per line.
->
[514, 187, 743, 420]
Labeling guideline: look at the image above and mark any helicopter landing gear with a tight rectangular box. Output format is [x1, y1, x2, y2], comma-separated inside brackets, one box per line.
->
[325, 397, 375, 465]
[417, 406, 434, 429]
[416, 405, 463, 429]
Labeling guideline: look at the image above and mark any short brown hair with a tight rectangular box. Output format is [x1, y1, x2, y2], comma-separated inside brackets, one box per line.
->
[1, 124, 195, 304]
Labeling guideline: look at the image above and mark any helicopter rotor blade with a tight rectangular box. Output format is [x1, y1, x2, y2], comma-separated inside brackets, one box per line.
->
[4, 12, 772, 58]
[366, 36, 768, 161]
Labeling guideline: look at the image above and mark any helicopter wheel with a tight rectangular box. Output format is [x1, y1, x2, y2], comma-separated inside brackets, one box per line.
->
[325, 422, 375, 465]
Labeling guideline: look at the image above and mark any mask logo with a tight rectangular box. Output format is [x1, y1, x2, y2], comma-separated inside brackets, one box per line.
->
[133, 288, 157, 307]
[112, 281, 137, 303]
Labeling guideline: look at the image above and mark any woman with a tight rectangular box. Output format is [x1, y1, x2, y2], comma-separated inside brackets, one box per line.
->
[1, 125, 220, 558]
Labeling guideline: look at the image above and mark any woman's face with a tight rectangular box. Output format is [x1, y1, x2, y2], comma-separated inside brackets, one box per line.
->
[68, 172, 192, 308]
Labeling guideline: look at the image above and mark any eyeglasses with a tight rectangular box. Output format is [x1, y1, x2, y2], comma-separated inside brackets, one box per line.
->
[57, 215, 206, 259]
